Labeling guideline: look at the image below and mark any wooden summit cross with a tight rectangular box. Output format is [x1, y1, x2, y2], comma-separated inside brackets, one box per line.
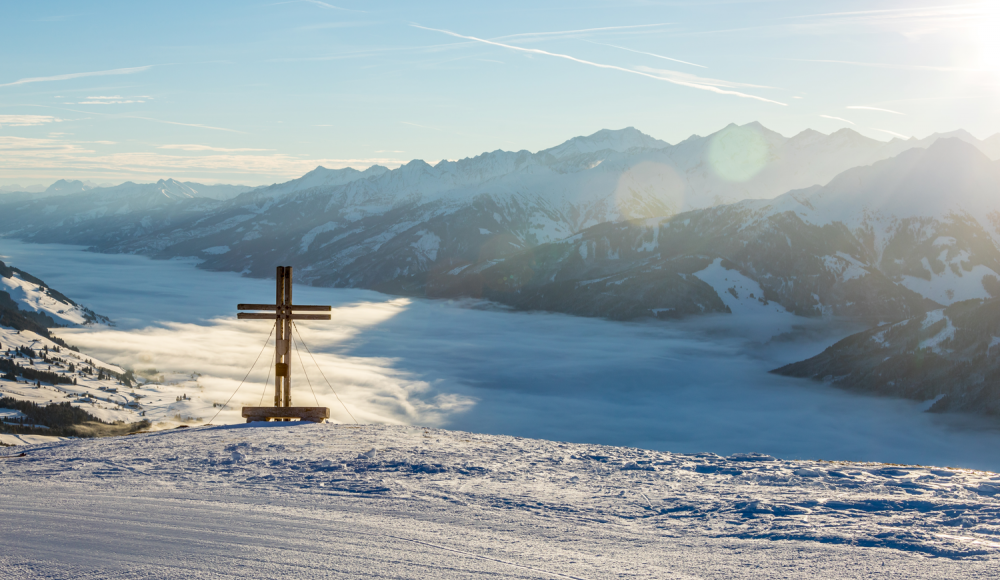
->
[238, 266, 331, 423]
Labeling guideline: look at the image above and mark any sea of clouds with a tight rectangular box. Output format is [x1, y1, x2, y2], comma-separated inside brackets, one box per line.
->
[3, 238, 999, 471]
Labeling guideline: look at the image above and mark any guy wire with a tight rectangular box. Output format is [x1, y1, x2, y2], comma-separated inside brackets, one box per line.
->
[292, 320, 359, 424]
[208, 321, 276, 425]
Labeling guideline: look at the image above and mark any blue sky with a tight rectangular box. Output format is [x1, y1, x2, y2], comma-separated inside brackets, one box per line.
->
[1, 0, 998, 186]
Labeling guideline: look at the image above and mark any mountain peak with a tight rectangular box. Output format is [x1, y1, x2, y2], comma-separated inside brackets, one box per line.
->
[802, 136, 999, 223]
[927, 129, 976, 142]
[541, 127, 669, 158]
[45, 179, 94, 195]
[922, 135, 992, 163]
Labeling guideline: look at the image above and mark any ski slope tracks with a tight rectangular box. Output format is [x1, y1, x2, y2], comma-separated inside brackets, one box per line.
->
[0, 423, 998, 578]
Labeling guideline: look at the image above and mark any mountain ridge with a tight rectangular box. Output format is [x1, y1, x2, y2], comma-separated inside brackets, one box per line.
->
[1, 123, 997, 324]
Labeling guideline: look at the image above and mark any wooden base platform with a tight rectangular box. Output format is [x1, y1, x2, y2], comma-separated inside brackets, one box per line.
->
[242, 406, 330, 423]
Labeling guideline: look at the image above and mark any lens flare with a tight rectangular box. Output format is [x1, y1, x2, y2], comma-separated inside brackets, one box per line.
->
[706, 125, 771, 182]
[614, 161, 686, 218]
[977, 4, 1000, 73]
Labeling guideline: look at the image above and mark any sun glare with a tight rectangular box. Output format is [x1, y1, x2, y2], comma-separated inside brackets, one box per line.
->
[976, 4, 1000, 73]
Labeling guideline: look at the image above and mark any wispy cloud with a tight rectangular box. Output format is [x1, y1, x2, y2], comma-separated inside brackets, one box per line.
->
[785, 58, 982, 73]
[0, 135, 407, 179]
[70, 95, 152, 105]
[298, 21, 374, 30]
[11, 104, 244, 134]
[494, 23, 673, 42]
[872, 128, 909, 139]
[412, 25, 786, 106]
[779, 3, 990, 39]
[273, 0, 365, 12]
[158, 144, 273, 152]
[0, 66, 153, 88]
[122, 116, 244, 133]
[782, 4, 984, 22]
[819, 114, 855, 125]
[586, 41, 706, 69]
[0, 115, 63, 127]
[633, 65, 775, 89]
[846, 105, 905, 115]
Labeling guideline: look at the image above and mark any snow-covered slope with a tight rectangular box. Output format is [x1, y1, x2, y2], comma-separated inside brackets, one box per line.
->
[1, 272, 91, 326]
[0, 423, 997, 579]
[0, 321, 223, 444]
[775, 297, 1000, 416]
[0, 327, 135, 424]
[0, 260, 107, 328]
[437, 139, 1000, 327]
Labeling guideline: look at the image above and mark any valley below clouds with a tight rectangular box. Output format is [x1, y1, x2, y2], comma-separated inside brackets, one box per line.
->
[5, 238, 999, 472]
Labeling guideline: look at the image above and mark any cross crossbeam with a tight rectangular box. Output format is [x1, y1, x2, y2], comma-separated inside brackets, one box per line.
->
[237, 266, 332, 422]
[237, 304, 332, 311]
[237, 313, 331, 320]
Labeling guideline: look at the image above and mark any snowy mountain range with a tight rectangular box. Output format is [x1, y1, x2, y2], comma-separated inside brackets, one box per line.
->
[0, 183, 46, 194]
[435, 138, 1000, 323]
[1, 123, 996, 308]
[0, 178, 253, 206]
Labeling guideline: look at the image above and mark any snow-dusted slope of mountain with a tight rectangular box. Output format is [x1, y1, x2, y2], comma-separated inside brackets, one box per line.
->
[436, 139, 1000, 324]
[774, 297, 1000, 416]
[540, 125, 670, 157]
[0, 179, 253, 226]
[1, 124, 997, 303]
[0, 180, 227, 241]
[755, 139, 1000, 306]
[44, 179, 98, 195]
[0, 325, 142, 427]
[0, 184, 44, 194]
[0, 260, 108, 329]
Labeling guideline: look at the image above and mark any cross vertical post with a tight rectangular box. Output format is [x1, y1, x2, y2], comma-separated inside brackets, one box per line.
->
[275, 266, 291, 408]
[237, 265, 333, 423]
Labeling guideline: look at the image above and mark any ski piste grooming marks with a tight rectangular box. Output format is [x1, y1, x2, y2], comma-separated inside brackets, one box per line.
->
[0, 424, 997, 578]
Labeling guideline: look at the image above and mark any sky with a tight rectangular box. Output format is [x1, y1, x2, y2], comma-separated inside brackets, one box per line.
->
[1, 0, 998, 187]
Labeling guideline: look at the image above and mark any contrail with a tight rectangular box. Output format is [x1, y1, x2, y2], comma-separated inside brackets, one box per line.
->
[847, 105, 905, 115]
[872, 127, 909, 139]
[495, 23, 672, 41]
[586, 41, 706, 69]
[412, 25, 785, 106]
[820, 114, 855, 125]
[0, 66, 153, 88]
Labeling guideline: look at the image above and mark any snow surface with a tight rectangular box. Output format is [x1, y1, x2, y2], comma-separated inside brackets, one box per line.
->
[900, 263, 997, 306]
[0, 323, 221, 441]
[410, 230, 441, 262]
[0, 433, 68, 446]
[0, 407, 26, 420]
[0, 424, 998, 578]
[692, 258, 799, 339]
[1, 271, 89, 325]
